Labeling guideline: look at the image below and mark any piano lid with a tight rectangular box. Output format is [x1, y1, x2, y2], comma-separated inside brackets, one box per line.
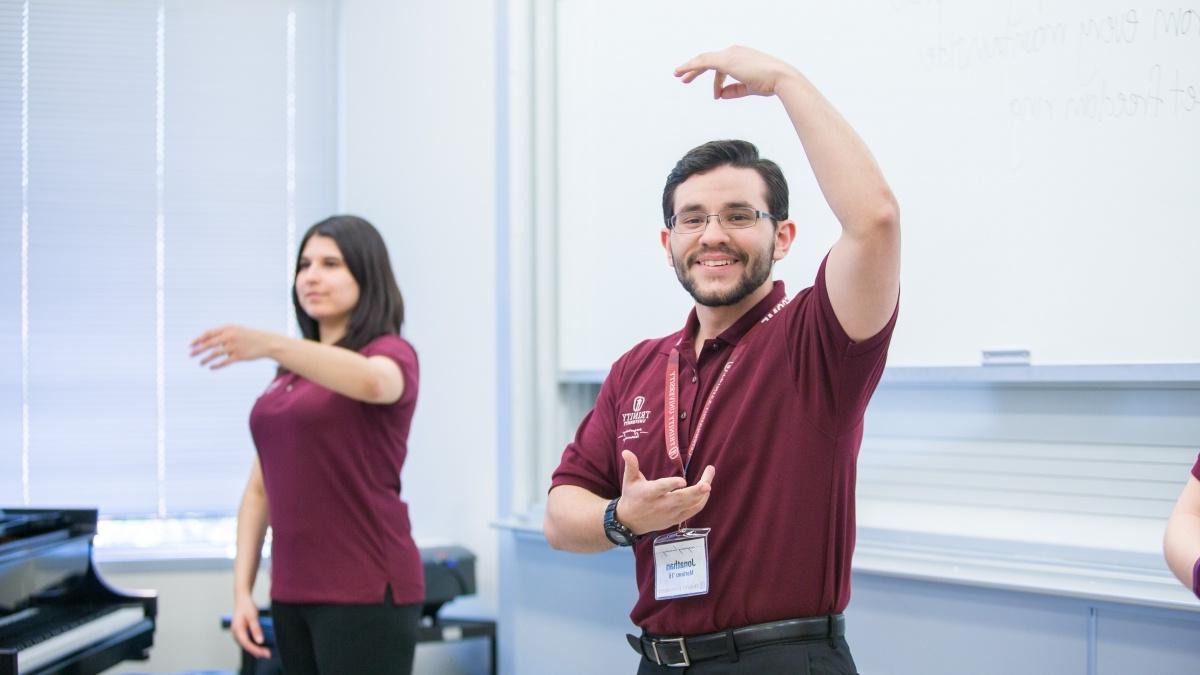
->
[0, 508, 157, 675]
[0, 515, 94, 615]
[0, 513, 69, 542]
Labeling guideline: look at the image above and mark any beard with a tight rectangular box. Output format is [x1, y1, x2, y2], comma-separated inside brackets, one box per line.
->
[674, 241, 775, 307]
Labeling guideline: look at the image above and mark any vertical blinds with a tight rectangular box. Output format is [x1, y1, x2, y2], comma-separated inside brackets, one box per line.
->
[2, 0, 337, 517]
[0, 2, 24, 505]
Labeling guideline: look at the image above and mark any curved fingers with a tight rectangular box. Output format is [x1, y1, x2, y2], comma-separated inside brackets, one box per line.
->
[197, 348, 223, 366]
[673, 52, 714, 77]
[676, 67, 709, 84]
[678, 491, 713, 522]
[712, 70, 725, 99]
[716, 82, 751, 100]
[189, 327, 221, 349]
[666, 481, 709, 503]
[621, 450, 644, 488]
[231, 613, 271, 659]
[190, 327, 228, 359]
[651, 474, 689, 493]
[197, 336, 234, 366]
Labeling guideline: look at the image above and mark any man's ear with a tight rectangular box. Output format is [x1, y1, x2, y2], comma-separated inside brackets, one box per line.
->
[773, 219, 796, 261]
[661, 228, 674, 266]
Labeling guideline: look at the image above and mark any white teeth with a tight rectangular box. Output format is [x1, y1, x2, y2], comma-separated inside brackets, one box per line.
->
[700, 260, 732, 267]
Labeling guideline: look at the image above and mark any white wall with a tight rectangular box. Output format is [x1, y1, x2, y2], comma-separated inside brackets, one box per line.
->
[339, 1, 499, 673]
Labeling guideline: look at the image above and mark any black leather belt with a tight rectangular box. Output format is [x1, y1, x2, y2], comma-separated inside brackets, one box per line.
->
[627, 614, 845, 667]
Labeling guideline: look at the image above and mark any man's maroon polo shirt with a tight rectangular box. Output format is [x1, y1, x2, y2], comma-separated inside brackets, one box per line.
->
[551, 259, 897, 636]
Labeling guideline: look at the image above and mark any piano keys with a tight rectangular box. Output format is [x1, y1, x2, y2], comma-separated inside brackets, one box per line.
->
[0, 509, 156, 675]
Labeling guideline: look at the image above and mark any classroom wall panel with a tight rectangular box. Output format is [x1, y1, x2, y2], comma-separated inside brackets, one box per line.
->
[549, 0, 1200, 371]
[1094, 605, 1200, 674]
[849, 573, 1090, 675]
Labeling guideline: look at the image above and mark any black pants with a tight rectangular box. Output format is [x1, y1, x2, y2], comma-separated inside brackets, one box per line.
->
[636, 636, 859, 675]
[271, 589, 421, 675]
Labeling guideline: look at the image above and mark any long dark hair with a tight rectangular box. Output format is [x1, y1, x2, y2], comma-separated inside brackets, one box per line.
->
[292, 215, 405, 352]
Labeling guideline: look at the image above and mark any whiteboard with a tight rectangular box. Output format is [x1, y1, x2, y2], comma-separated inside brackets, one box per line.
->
[553, 0, 1200, 371]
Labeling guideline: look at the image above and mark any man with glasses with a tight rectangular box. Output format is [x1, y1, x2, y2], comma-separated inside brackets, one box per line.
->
[545, 45, 900, 673]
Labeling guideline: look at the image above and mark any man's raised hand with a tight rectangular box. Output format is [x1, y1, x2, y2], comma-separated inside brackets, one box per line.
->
[617, 450, 716, 536]
[674, 45, 801, 100]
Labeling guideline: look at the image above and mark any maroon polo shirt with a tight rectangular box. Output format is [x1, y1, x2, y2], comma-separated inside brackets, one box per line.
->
[1192, 453, 1200, 481]
[249, 334, 423, 605]
[551, 258, 897, 636]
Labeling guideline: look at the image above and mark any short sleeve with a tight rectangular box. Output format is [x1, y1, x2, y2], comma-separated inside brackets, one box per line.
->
[549, 359, 624, 499]
[786, 255, 898, 435]
[361, 334, 419, 407]
[1191, 452, 1200, 482]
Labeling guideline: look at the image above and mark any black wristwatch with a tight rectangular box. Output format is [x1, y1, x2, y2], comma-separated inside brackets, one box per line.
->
[603, 497, 638, 546]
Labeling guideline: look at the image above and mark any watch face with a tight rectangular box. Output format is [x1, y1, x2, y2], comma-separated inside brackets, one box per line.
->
[605, 522, 635, 546]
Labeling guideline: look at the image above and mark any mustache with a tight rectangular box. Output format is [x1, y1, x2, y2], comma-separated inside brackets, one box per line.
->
[685, 244, 747, 267]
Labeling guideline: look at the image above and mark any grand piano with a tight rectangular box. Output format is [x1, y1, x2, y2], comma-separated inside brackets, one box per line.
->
[0, 509, 156, 675]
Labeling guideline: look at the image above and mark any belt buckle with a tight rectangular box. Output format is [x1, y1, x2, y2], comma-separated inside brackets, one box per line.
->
[651, 637, 691, 667]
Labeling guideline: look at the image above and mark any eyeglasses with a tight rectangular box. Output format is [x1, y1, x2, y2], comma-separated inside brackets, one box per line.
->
[666, 207, 775, 234]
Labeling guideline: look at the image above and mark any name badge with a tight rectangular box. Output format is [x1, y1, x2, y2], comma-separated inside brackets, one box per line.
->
[653, 528, 711, 600]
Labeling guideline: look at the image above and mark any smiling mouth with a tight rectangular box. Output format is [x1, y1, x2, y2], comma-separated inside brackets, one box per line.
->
[689, 244, 744, 269]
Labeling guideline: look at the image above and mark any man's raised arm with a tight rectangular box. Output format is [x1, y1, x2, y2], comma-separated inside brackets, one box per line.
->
[676, 46, 900, 341]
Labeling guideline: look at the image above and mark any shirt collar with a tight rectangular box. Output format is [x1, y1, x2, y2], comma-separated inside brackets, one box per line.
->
[667, 280, 788, 355]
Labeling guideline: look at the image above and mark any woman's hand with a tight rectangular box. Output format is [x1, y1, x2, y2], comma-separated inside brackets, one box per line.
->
[191, 325, 279, 369]
[229, 593, 271, 659]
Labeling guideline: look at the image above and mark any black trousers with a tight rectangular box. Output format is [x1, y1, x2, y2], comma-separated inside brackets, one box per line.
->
[636, 635, 859, 675]
[271, 588, 421, 675]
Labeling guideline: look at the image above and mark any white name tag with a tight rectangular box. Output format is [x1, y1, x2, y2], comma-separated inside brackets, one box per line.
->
[653, 528, 711, 600]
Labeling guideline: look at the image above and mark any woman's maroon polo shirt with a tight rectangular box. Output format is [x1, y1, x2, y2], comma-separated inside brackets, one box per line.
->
[250, 334, 423, 605]
[552, 259, 897, 636]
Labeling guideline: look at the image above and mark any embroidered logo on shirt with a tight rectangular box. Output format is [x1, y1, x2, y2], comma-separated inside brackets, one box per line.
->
[622, 395, 652, 426]
[759, 295, 793, 324]
[619, 428, 648, 443]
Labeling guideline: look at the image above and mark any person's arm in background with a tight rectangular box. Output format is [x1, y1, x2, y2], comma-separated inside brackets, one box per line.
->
[230, 458, 271, 659]
[1164, 476, 1200, 598]
[190, 326, 404, 404]
[675, 45, 900, 341]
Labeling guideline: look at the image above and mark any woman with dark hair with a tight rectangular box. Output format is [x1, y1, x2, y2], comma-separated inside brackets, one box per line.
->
[191, 215, 423, 675]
